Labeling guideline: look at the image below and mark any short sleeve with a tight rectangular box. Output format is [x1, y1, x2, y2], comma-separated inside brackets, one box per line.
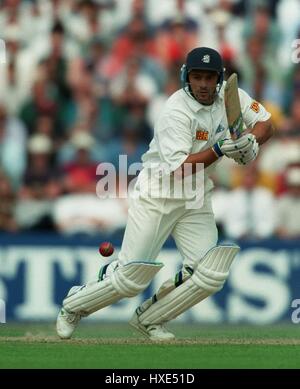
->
[238, 88, 271, 129]
[154, 113, 193, 172]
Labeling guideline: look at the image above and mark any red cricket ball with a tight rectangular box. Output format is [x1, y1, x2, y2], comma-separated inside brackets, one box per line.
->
[99, 242, 114, 257]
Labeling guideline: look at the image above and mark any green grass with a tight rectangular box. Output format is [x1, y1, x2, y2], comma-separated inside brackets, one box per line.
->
[1, 322, 300, 368]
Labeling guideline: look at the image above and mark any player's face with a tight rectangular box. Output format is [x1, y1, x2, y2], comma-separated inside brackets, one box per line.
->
[188, 70, 219, 105]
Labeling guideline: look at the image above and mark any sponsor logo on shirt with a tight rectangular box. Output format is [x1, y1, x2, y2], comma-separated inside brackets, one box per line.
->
[215, 124, 225, 134]
[196, 129, 209, 141]
[250, 101, 260, 113]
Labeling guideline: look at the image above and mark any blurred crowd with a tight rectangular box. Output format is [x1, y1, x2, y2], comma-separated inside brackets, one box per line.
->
[0, 0, 299, 239]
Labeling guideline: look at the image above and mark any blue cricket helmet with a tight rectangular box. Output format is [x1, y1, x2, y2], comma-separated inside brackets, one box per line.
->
[181, 47, 225, 94]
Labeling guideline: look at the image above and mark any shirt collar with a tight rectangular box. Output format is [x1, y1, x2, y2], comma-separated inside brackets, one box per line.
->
[184, 88, 224, 112]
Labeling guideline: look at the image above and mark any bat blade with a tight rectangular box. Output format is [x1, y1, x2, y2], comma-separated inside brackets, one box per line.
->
[224, 73, 244, 140]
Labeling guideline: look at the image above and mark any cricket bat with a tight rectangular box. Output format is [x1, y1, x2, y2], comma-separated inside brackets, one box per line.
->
[224, 73, 244, 140]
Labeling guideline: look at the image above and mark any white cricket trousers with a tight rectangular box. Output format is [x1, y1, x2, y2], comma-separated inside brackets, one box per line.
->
[118, 191, 218, 270]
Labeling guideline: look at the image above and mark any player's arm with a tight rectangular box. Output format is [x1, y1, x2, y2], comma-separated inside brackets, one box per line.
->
[222, 91, 275, 165]
[223, 117, 275, 166]
[240, 89, 275, 146]
[178, 148, 219, 174]
[156, 110, 255, 175]
[250, 118, 275, 145]
[177, 135, 252, 174]
[178, 120, 274, 174]
[155, 112, 221, 174]
[176, 128, 263, 173]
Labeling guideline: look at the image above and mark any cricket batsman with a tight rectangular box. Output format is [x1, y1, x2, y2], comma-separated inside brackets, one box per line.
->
[56, 47, 274, 341]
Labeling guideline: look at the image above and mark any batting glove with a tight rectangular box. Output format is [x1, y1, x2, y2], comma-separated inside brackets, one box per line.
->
[233, 136, 259, 165]
[212, 134, 259, 161]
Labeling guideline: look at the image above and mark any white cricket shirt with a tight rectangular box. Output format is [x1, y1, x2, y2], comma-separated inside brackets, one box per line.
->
[135, 83, 271, 200]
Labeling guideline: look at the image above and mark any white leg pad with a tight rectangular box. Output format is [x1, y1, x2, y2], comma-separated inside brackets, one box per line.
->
[138, 245, 239, 326]
[63, 261, 163, 315]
